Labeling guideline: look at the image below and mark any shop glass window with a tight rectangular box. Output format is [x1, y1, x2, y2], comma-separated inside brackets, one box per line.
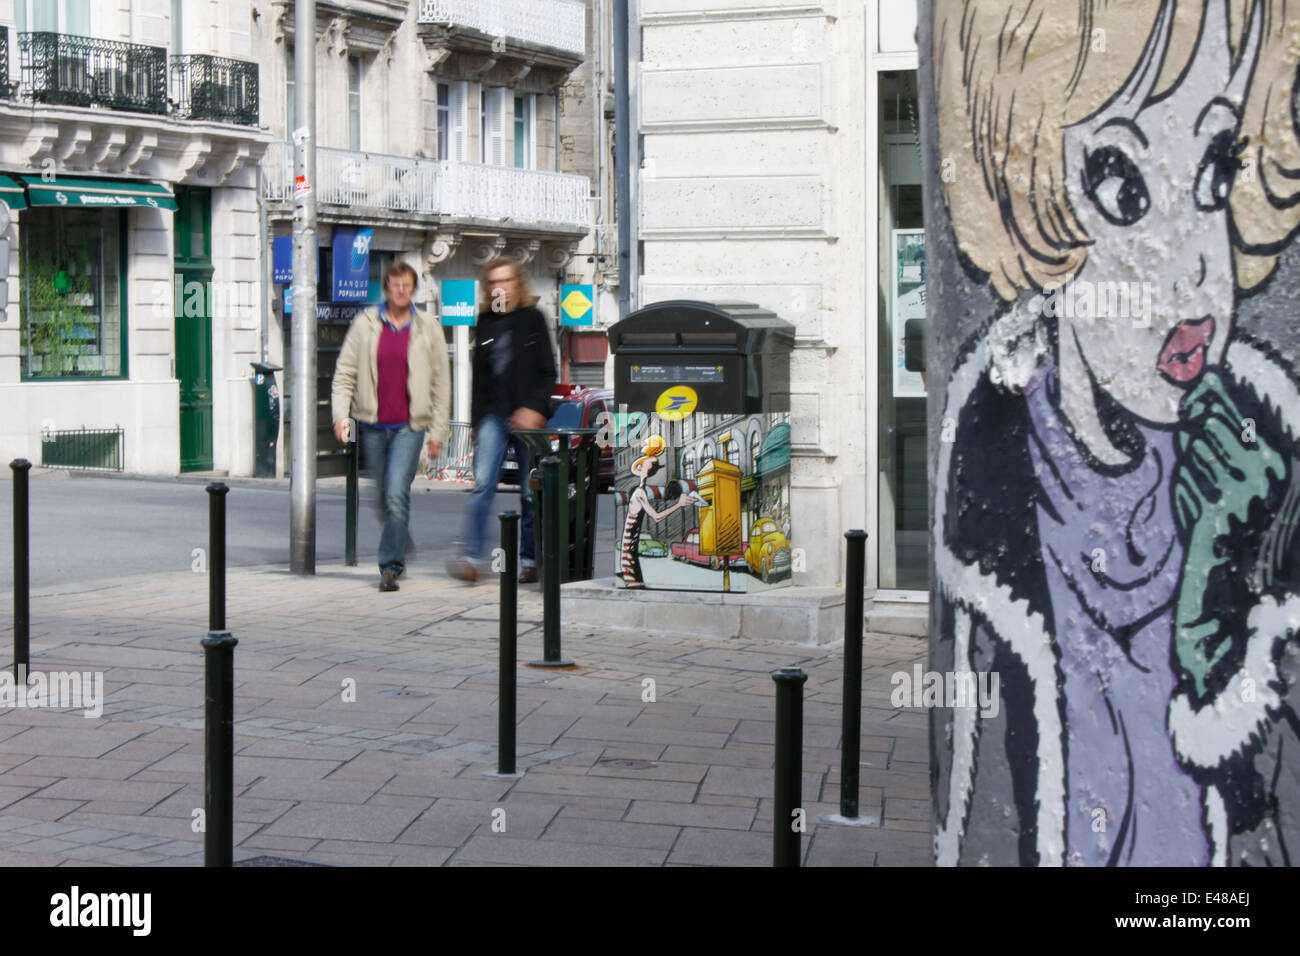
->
[21, 208, 123, 378]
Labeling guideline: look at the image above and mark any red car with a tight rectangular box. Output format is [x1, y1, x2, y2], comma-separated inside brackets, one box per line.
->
[500, 386, 614, 491]
[671, 528, 745, 570]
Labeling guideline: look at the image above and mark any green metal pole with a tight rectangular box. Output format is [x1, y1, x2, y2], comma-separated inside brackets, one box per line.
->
[773, 667, 808, 867]
[498, 511, 519, 774]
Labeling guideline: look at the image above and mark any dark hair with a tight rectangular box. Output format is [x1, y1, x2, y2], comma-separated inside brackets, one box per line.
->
[383, 261, 419, 292]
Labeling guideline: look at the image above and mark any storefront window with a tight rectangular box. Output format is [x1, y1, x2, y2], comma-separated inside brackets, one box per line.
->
[20, 208, 123, 378]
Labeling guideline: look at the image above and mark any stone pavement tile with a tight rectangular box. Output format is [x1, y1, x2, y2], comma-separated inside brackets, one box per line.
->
[511, 771, 697, 803]
[60, 826, 129, 843]
[234, 755, 346, 780]
[0, 727, 142, 758]
[310, 839, 455, 866]
[400, 799, 523, 847]
[366, 793, 434, 812]
[586, 760, 708, 785]
[59, 810, 255, 843]
[804, 826, 883, 867]
[558, 717, 729, 749]
[0, 849, 70, 866]
[628, 712, 740, 735]
[110, 683, 205, 707]
[541, 816, 680, 851]
[61, 843, 134, 863]
[242, 777, 386, 805]
[263, 801, 423, 842]
[10, 820, 81, 837]
[593, 742, 666, 762]
[6, 837, 81, 855]
[1, 797, 88, 820]
[238, 835, 320, 855]
[883, 797, 931, 822]
[661, 745, 773, 769]
[0, 785, 39, 810]
[96, 849, 170, 866]
[700, 765, 822, 800]
[38, 778, 184, 804]
[625, 800, 755, 831]
[547, 803, 629, 825]
[857, 769, 930, 801]
[15, 755, 151, 780]
[877, 847, 933, 866]
[101, 738, 188, 763]
[236, 738, 369, 760]
[453, 834, 667, 867]
[380, 773, 514, 802]
[883, 817, 930, 832]
[667, 827, 771, 866]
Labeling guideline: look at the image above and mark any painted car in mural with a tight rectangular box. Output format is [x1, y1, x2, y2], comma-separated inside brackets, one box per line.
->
[930, 0, 1300, 866]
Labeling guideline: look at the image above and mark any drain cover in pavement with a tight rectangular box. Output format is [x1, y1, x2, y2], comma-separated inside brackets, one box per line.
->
[596, 758, 657, 770]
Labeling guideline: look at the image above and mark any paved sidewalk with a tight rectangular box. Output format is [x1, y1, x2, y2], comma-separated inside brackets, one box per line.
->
[0, 561, 930, 866]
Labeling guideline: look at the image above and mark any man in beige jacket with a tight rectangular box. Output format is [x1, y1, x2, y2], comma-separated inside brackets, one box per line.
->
[331, 262, 451, 591]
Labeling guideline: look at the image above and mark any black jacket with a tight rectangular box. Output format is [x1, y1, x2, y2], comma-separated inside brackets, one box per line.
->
[470, 304, 558, 428]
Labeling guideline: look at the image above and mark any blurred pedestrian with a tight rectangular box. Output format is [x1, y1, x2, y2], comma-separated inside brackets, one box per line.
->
[447, 256, 557, 583]
[332, 261, 451, 591]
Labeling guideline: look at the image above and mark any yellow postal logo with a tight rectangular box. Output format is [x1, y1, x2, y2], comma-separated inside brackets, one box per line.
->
[655, 386, 698, 421]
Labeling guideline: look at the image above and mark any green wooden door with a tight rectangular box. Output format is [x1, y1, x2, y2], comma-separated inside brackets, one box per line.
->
[174, 186, 213, 472]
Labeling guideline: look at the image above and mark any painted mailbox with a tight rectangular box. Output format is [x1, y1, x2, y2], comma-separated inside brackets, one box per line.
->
[607, 301, 795, 593]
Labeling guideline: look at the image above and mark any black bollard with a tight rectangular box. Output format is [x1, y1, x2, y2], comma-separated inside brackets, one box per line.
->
[10, 459, 31, 679]
[345, 434, 358, 567]
[498, 511, 519, 775]
[201, 630, 237, 867]
[531, 456, 572, 667]
[840, 529, 868, 818]
[772, 667, 808, 867]
[207, 483, 229, 632]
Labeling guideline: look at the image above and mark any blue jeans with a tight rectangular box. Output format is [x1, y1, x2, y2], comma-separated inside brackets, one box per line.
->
[463, 414, 535, 566]
[360, 424, 425, 575]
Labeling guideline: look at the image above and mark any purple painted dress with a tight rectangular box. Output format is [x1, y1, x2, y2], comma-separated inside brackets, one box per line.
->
[1024, 360, 1207, 865]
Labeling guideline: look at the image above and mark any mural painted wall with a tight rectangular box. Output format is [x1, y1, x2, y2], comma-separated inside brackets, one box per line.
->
[923, 0, 1300, 865]
[613, 411, 792, 593]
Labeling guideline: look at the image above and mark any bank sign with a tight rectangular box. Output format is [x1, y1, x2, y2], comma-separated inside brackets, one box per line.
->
[440, 279, 476, 326]
[332, 227, 373, 302]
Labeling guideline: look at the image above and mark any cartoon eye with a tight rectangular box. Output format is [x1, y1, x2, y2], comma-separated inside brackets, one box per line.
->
[1194, 130, 1245, 212]
[1083, 146, 1150, 226]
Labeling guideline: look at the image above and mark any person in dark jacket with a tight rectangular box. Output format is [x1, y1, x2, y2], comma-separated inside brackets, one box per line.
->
[447, 256, 557, 583]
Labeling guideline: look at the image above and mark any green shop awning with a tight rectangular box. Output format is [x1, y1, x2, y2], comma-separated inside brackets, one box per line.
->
[18, 176, 177, 211]
[0, 175, 27, 210]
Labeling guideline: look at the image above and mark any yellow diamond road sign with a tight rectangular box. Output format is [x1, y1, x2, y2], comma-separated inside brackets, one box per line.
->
[560, 284, 594, 325]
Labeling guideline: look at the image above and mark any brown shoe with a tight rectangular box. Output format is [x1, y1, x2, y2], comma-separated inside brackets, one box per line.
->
[518, 566, 538, 584]
[446, 557, 479, 583]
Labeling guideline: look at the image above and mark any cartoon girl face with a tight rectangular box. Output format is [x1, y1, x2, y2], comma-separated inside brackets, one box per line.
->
[1057, 3, 1259, 437]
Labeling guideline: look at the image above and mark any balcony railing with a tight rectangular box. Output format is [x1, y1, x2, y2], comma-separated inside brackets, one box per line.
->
[418, 0, 585, 57]
[0, 28, 13, 98]
[19, 32, 167, 113]
[171, 54, 259, 126]
[261, 142, 591, 231]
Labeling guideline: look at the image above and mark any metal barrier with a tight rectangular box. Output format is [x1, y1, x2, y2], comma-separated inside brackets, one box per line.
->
[40, 426, 124, 472]
[425, 421, 475, 484]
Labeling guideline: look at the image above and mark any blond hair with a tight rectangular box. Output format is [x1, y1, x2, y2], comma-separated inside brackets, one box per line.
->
[935, 0, 1300, 301]
[478, 256, 539, 313]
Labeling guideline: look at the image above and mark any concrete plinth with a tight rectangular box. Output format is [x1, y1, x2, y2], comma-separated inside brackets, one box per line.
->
[561, 578, 866, 646]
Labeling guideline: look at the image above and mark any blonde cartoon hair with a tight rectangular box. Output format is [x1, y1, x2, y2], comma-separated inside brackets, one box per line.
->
[632, 435, 666, 472]
[935, 0, 1300, 301]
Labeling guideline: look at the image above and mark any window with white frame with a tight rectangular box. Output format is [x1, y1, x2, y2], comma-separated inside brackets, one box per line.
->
[348, 55, 362, 151]
[436, 83, 450, 160]
[480, 87, 506, 165]
[285, 47, 295, 135]
[16, 0, 90, 33]
[513, 94, 535, 169]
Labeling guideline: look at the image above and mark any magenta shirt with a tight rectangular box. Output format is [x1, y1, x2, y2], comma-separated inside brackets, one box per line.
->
[375, 320, 411, 425]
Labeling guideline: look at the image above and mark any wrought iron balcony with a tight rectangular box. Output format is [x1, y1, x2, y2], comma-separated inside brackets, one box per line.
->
[18, 32, 166, 114]
[261, 142, 591, 231]
[0, 28, 13, 99]
[418, 0, 586, 58]
[171, 54, 259, 126]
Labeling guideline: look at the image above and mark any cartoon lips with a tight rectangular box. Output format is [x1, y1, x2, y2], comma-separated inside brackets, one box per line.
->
[1157, 316, 1215, 384]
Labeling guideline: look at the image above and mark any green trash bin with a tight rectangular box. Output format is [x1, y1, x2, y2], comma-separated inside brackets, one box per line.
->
[250, 362, 282, 478]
